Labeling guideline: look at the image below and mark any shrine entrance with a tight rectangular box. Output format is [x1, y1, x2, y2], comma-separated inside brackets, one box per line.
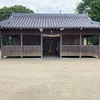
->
[43, 35, 60, 57]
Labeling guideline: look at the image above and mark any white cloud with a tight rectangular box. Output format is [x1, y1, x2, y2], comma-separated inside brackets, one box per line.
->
[0, 0, 82, 13]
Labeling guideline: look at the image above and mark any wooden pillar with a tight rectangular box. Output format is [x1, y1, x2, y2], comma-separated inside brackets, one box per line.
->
[80, 30, 82, 58]
[0, 32, 3, 59]
[60, 33, 62, 59]
[99, 34, 100, 58]
[92, 36, 94, 45]
[21, 32, 23, 58]
[41, 33, 43, 58]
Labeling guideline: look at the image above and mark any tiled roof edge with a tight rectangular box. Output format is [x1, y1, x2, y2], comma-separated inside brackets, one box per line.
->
[86, 14, 100, 25]
[0, 13, 13, 25]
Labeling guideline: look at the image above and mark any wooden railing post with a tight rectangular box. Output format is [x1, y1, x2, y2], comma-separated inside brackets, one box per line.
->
[99, 34, 100, 59]
[60, 33, 62, 59]
[41, 33, 43, 58]
[0, 32, 3, 59]
[80, 29, 82, 58]
[21, 31, 23, 58]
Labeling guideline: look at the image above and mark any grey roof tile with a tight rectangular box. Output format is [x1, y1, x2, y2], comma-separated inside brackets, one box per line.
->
[0, 13, 100, 29]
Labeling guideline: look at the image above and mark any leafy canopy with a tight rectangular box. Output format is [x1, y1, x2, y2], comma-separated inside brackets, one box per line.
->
[76, 0, 100, 21]
[0, 5, 34, 21]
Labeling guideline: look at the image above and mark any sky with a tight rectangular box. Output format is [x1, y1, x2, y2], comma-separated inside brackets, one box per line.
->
[0, 0, 82, 13]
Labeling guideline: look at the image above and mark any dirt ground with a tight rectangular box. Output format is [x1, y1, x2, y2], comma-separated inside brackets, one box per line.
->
[0, 58, 100, 100]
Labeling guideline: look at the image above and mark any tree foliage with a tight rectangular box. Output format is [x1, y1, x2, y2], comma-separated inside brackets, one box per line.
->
[0, 5, 34, 21]
[76, 0, 100, 21]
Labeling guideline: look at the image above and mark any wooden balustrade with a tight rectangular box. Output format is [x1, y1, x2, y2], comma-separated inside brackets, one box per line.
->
[2, 45, 99, 57]
[62, 45, 80, 56]
[62, 45, 99, 57]
[81, 45, 99, 56]
[23, 45, 41, 56]
[2, 45, 21, 56]
[2, 45, 41, 57]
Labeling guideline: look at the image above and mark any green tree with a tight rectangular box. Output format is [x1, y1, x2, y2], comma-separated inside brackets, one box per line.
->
[0, 5, 34, 21]
[76, 0, 100, 21]
[89, 0, 100, 21]
[76, 0, 100, 45]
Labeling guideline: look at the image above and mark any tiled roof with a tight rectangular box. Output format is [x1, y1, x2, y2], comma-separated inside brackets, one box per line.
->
[0, 13, 100, 29]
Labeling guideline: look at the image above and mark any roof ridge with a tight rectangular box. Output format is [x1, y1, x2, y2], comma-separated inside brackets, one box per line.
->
[12, 13, 87, 17]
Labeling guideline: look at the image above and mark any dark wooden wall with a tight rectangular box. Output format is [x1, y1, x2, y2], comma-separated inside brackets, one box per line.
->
[0, 28, 100, 58]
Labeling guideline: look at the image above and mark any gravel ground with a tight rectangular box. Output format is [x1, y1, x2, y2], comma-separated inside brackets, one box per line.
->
[0, 58, 100, 100]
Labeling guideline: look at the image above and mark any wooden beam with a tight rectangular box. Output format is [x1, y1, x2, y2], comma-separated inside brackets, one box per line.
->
[21, 33, 23, 58]
[80, 31, 82, 58]
[60, 33, 62, 59]
[41, 33, 43, 58]
[99, 34, 100, 58]
[0, 32, 3, 59]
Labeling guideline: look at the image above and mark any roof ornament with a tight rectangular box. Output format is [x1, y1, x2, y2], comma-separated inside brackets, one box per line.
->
[59, 10, 61, 14]
[83, 6, 90, 15]
[12, 12, 14, 16]
[80, 28, 83, 30]
[60, 28, 65, 31]
[39, 28, 43, 32]
[51, 30, 52, 34]
[37, 9, 39, 13]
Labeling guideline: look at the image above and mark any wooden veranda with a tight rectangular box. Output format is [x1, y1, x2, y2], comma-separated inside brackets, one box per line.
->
[0, 13, 100, 59]
[0, 28, 100, 58]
